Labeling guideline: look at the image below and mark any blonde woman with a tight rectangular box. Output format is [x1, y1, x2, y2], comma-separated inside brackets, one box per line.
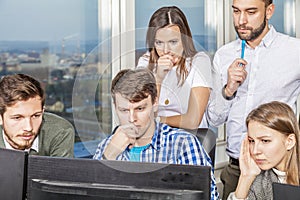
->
[228, 101, 300, 199]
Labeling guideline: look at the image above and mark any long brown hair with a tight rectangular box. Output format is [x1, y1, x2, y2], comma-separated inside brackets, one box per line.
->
[145, 6, 197, 86]
[246, 101, 300, 185]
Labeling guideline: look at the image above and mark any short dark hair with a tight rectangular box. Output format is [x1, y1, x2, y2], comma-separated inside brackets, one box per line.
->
[0, 74, 45, 115]
[263, 0, 273, 6]
[111, 68, 157, 104]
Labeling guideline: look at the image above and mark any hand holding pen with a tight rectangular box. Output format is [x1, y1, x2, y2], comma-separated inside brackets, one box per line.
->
[224, 40, 248, 97]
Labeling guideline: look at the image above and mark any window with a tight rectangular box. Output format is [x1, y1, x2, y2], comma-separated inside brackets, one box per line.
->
[1, 0, 298, 159]
[135, 0, 218, 58]
[270, 0, 296, 37]
[0, 0, 113, 157]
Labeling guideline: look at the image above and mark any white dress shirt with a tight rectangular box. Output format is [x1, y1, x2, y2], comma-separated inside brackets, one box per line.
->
[137, 51, 212, 128]
[207, 26, 300, 159]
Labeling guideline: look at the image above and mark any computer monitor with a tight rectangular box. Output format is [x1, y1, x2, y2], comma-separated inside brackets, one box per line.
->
[29, 179, 203, 200]
[27, 156, 211, 200]
[273, 182, 300, 200]
[0, 148, 28, 200]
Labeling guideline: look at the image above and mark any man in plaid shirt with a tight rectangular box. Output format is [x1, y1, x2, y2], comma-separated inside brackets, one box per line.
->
[93, 68, 219, 200]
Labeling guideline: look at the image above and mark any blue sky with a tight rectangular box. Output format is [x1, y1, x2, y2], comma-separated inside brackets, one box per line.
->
[0, 0, 291, 43]
[0, 0, 97, 42]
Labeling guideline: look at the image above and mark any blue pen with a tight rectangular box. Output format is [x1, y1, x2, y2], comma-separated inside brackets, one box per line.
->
[241, 40, 246, 59]
[239, 40, 246, 66]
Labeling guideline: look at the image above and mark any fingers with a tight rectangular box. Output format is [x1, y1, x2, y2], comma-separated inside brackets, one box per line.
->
[159, 54, 178, 66]
[170, 56, 179, 65]
[239, 136, 255, 176]
[228, 69, 247, 83]
[110, 124, 138, 150]
[127, 139, 136, 149]
[228, 60, 247, 82]
[157, 55, 173, 71]
[155, 55, 177, 81]
[240, 137, 249, 159]
[236, 58, 247, 67]
[120, 124, 138, 138]
[226, 59, 248, 94]
[240, 136, 261, 176]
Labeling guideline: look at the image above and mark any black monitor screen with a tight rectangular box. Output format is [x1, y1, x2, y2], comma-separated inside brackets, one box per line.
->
[0, 148, 28, 200]
[27, 156, 211, 200]
[273, 182, 300, 200]
[30, 179, 203, 200]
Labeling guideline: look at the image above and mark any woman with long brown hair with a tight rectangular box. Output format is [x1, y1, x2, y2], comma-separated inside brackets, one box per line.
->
[137, 6, 211, 129]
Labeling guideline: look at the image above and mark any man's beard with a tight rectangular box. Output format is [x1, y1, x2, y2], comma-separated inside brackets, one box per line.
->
[235, 16, 267, 41]
[3, 126, 36, 150]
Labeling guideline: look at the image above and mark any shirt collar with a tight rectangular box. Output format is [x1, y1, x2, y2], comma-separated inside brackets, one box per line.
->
[149, 121, 161, 150]
[2, 130, 39, 152]
[261, 25, 277, 47]
[272, 167, 286, 183]
[30, 136, 39, 152]
[272, 167, 286, 176]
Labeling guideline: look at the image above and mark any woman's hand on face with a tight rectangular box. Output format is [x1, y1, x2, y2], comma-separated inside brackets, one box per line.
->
[239, 137, 261, 177]
[155, 54, 178, 83]
[234, 137, 260, 199]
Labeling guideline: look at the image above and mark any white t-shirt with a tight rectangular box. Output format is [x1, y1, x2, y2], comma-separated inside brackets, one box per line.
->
[137, 51, 212, 128]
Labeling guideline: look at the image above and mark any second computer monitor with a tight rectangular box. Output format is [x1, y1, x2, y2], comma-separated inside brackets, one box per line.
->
[27, 156, 211, 200]
[0, 148, 28, 200]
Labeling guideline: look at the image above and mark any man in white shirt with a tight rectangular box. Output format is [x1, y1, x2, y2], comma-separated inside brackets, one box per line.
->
[206, 0, 300, 199]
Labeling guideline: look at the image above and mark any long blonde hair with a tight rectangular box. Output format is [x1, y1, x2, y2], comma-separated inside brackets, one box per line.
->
[246, 101, 300, 185]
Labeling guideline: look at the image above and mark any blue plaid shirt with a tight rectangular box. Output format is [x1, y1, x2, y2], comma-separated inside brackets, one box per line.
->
[93, 122, 219, 200]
